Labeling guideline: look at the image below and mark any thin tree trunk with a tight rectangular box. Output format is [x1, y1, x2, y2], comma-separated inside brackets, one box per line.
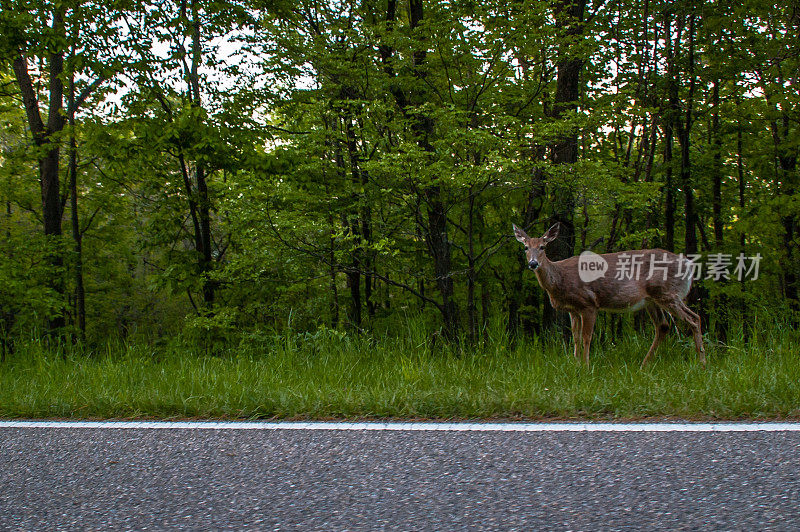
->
[346, 262, 362, 329]
[190, 0, 214, 311]
[334, 131, 362, 329]
[711, 80, 723, 248]
[737, 119, 749, 342]
[329, 219, 339, 329]
[362, 210, 375, 318]
[467, 188, 477, 343]
[738, 124, 746, 251]
[343, 112, 372, 327]
[410, 0, 459, 339]
[481, 281, 490, 344]
[711, 79, 727, 341]
[678, 12, 698, 256]
[662, 9, 682, 252]
[415, 217, 426, 311]
[68, 69, 85, 342]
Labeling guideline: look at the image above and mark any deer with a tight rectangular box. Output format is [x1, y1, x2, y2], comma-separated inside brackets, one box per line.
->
[513, 222, 706, 367]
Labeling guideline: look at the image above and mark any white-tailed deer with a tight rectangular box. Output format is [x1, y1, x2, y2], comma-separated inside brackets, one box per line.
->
[513, 222, 706, 367]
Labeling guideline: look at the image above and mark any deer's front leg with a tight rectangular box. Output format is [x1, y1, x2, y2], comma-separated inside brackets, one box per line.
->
[569, 312, 581, 360]
[579, 309, 597, 366]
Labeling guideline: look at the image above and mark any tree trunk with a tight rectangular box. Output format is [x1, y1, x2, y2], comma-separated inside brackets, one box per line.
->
[543, 0, 585, 331]
[343, 111, 372, 328]
[333, 129, 362, 329]
[711, 79, 727, 341]
[374, 0, 458, 338]
[328, 213, 339, 330]
[184, 0, 215, 313]
[410, 0, 459, 339]
[68, 70, 86, 342]
[711, 80, 723, 248]
[467, 189, 477, 343]
[678, 12, 698, 256]
[12, 8, 67, 334]
[362, 210, 375, 318]
[675, 11, 706, 329]
[425, 188, 459, 339]
[346, 264, 362, 329]
[778, 145, 798, 305]
[548, 0, 584, 261]
[737, 119, 749, 342]
[662, 9, 682, 252]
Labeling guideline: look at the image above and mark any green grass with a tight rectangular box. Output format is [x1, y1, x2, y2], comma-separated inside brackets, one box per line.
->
[1, 321, 799, 421]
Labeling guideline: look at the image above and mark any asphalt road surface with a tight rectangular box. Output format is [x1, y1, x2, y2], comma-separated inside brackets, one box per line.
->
[2, 422, 800, 530]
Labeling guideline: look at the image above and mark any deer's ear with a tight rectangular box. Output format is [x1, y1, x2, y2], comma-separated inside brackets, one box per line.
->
[542, 222, 560, 243]
[512, 223, 528, 244]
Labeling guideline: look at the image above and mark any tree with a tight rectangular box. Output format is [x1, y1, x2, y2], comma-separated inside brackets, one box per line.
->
[4, 1, 69, 332]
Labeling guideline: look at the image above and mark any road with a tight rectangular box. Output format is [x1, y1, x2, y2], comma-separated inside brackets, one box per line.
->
[2, 422, 800, 530]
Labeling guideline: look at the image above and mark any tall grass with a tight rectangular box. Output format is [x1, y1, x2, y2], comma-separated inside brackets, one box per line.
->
[1, 318, 799, 420]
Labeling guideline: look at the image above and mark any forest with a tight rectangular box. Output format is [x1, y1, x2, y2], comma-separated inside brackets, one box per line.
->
[1, 0, 798, 355]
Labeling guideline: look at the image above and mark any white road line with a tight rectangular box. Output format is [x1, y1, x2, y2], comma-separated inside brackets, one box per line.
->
[1, 420, 800, 432]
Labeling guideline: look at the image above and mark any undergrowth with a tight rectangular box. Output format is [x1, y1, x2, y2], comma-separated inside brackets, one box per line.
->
[1, 317, 798, 420]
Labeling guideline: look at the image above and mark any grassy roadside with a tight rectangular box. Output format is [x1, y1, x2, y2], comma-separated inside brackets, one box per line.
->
[1, 323, 799, 421]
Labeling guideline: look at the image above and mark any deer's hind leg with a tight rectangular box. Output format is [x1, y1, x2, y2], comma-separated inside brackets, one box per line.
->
[654, 297, 706, 366]
[641, 304, 670, 368]
[678, 300, 706, 365]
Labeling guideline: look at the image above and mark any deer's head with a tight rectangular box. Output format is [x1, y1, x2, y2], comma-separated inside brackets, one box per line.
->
[513, 223, 559, 270]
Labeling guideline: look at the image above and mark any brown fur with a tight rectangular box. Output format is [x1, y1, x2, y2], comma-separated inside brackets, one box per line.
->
[513, 223, 706, 367]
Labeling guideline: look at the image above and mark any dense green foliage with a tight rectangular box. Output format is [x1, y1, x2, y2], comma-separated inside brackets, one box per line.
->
[1, 0, 798, 349]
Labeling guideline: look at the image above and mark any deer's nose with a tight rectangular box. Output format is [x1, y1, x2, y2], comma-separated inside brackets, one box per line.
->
[528, 259, 539, 270]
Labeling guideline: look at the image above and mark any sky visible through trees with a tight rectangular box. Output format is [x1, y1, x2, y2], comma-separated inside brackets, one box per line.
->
[0, 0, 798, 348]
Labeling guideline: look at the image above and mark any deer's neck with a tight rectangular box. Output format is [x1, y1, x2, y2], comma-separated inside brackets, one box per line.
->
[534, 255, 562, 293]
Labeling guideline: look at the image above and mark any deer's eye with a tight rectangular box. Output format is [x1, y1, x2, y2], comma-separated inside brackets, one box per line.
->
[539, 245, 544, 250]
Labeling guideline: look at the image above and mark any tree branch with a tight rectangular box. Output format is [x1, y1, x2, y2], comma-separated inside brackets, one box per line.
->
[12, 54, 45, 139]
[69, 76, 106, 115]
